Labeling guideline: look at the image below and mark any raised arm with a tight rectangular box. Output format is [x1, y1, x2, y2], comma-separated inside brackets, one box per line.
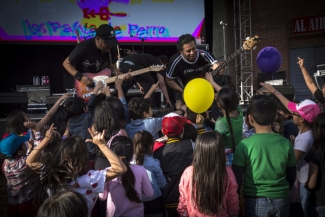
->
[63, 57, 92, 85]
[205, 72, 222, 92]
[36, 93, 71, 131]
[144, 81, 160, 99]
[297, 57, 318, 95]
[156, 73, 172, 108]
[259, 82, 291, 108]
[26, 124, 55, 169]
[86, 128, 127, 182]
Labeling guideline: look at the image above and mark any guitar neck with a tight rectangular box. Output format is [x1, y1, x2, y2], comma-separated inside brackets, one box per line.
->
[211, 46, 244, 76]
[104, 68, 151, 84]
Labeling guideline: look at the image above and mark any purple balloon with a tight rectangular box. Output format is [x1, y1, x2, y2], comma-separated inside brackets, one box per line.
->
[256, 46, 283, 75]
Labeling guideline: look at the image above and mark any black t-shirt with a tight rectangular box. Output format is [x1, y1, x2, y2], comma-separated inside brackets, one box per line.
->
[304, 146, 325, 206]
[119, 53, 164, 76]
[68, 37, 118, 73]
[153, 139, 193, 204]
[314, 89, 325, 103]
[165, 49, 216, 87]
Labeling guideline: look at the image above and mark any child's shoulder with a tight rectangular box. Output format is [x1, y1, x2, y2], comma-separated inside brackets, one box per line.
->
[130, 164, 146, 171]
[3, 156, 27, 172]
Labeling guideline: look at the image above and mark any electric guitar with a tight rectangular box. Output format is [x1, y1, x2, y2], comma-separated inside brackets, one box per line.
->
[203, 35, 260, 76]
[75, 65, 164, 102]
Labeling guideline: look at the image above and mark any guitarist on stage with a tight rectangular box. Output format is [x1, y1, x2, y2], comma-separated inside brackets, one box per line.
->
[165, 34, 223, 100]
[119, 53, 172, 108]
[63, 24, 131, 86]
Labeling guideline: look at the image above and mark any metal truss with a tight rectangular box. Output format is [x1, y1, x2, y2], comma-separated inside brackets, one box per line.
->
[233, 0, 254, 104]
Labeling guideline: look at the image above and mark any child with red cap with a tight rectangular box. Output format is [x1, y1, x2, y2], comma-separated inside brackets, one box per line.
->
[260, 82, 321, 214]
[153, 113, 194, 217]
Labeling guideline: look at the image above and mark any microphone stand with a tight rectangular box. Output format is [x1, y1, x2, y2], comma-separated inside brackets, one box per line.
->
[130, 35, 146, 53]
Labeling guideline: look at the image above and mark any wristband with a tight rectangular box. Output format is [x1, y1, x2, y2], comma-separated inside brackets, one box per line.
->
[74, 71, 83, 81]
[177, 108, 185, 116]
[273, 89, 280, 96]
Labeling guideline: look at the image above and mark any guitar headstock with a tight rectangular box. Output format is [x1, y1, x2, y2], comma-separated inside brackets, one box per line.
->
[149, 65, 165, 71]
[242, 35, 260, 51]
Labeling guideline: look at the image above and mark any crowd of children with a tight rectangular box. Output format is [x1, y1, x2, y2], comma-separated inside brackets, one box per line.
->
[0, 58, 325, 217]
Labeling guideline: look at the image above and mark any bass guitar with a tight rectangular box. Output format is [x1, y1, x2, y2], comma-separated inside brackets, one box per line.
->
[75, 65, 164, 102]
[203, 35, 261, 76]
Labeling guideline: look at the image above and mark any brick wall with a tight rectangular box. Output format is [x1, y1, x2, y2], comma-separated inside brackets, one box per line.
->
[250, 0, 325, 89]
[215, 0, 325, 90]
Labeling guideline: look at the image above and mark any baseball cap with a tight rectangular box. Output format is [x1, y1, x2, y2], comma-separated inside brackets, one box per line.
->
[162, 113, 184, 137]
[96, 24, 118, 47]
[287, 99, 321, 123]
[0, 133, 30, 157]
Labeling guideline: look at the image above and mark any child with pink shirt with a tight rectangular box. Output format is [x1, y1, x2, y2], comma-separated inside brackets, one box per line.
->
[177, 131, 239, 217]
[100, 136, 154, 217]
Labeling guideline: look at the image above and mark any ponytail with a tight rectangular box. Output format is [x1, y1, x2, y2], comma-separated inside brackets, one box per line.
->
[133, 131, 154, 166]
[110, 136, 142, 203]
[225, 109, 236, 152]
[120, 158, 142, 203]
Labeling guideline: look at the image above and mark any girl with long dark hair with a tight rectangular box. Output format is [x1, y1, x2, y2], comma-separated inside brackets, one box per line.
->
[133, 130, 166, 216]
[25, 125, 127, 217]
[100, 135, 154, 217]
[305, 112, 325, 216]
[177, 131, 239, 216]
[206, 72, 243, 166]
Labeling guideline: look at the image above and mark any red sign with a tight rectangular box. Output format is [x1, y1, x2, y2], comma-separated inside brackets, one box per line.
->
[292, 14, 325, 35]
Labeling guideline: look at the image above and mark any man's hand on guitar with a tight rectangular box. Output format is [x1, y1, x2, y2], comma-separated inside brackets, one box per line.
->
[123, 70, 133, 81]
[211, 62, 220, 70]
[81, 75, 93, 86]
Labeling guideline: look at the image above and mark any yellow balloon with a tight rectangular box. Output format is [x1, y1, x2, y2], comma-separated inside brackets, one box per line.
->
[183, 78, 214, 113]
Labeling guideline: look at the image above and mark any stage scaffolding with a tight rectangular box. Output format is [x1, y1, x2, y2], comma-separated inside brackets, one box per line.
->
[233, 0, 254, 104]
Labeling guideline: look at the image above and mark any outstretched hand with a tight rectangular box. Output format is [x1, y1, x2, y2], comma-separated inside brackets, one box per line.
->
[205, 72, 214, 84]
[44, 123, 59, 141]
[297, 57, 305, 68]
[259, 82, 275, 93]
[165, 99, 173, 109]
[86, 128, 106, 146]
[175, 99, 183, 110]
[24, 121, 37, 131]
[151, 81, 160, 91]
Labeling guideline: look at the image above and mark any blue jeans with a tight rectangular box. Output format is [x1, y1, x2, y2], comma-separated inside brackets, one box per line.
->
[245, 197, 290, 217]
[300, 182, 309, 213]
[307, 202, 325, 217]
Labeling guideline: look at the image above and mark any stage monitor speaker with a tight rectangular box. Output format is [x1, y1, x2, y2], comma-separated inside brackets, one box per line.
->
[197, 44, 209, 51]
[45, 95, 61, 110]
[0, 92, 28, 117]
[16, 85, 51, 104]
[273, 85, 295, 101]
[258, 71, 286, 86]
[260, 85, 295, 101]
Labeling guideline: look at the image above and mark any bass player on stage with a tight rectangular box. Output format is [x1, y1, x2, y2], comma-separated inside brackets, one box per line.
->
[165, 33, 222, 100]
[63, 24, 131, 86]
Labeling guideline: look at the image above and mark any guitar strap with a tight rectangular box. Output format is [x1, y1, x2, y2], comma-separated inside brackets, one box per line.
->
[108, 49, 113, 73]
[199, 50, 214, 75]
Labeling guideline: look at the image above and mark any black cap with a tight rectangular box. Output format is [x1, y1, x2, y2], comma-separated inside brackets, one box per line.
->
[96, 24, 118, 47]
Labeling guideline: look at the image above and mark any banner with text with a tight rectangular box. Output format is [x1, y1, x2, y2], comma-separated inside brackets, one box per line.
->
[0, 0, 204, 44]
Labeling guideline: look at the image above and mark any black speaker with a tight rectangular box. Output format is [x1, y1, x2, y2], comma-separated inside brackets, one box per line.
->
[259, 85, 295, 101]
[0, 92, 28, 117]
[197, 44, 209, 51]
[274, 85, 295, 101]
[258, 71, 286, 86]
[45, 95, 61, 110]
